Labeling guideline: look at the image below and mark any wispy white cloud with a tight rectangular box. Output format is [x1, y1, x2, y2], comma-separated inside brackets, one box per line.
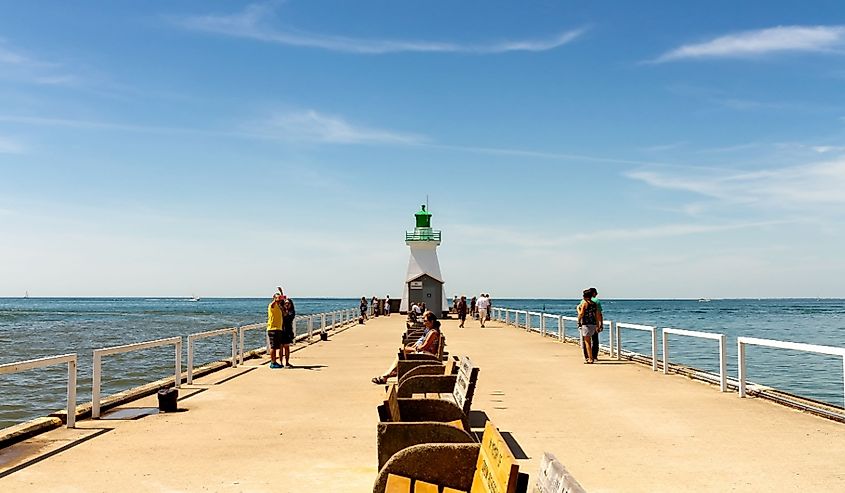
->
[247, 110, 426, 144]
[0, 40, 80, 86]
[0, 111, 427, 146]
[172, 3, 585, 54]
[570, 220, 790, 242]
[0, 114, 216, 135]
[639, 141, 687, 153]
[627, 157, 845, 209]
[450, 219, 783, 250]
[430, 143, 667, 167]
[655, 25, 845, 62]
[0, 135, 25, 154]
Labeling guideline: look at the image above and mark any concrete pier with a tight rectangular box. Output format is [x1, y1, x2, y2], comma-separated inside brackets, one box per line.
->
[1, 315, 843, 492]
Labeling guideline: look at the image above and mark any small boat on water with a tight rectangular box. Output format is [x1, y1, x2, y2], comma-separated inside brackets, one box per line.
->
[698, 298, 711, 302]
[188, 295, 200, 302]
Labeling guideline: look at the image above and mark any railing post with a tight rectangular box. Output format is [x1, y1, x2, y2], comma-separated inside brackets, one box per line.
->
[238, 326, 245, 365]
[738, 340, 746, 398]
[540, 314, 545, 336]
[321, 314, 326, 333]
[615, 322, 622, 361]
[92, 352, 102, 419]
[231, 330, 237, 368]
[308, 316, 313, 341]
[609, 321, 616, 358]
[719, 334, 727, 392]
[662, 330, 669, 374]
[651, 328, 658, 371]
[187, 337, 195, 385]
[67, 357, 77, 428]
[175, 339, 182, 389]
[558, 315, 563, 341]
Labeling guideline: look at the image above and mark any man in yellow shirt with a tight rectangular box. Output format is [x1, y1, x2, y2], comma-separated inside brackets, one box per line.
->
[267, 293, 285, 369]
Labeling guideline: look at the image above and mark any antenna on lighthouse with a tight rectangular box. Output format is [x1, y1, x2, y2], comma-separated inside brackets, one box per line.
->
[426, 194, 429, 211]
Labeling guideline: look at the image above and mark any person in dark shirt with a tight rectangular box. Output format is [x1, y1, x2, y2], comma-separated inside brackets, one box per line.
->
[457, 295, 468, 328]
[280, 298, 296, 367]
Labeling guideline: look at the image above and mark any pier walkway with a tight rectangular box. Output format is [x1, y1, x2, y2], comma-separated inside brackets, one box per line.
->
[1, 315, 843, 492]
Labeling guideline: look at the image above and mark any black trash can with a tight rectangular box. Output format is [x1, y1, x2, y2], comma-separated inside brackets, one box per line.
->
[320, 331, 328, 341]
[157, 388, 178, 412]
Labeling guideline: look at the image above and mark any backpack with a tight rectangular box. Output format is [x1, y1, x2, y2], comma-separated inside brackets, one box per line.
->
[580, 301, 597, 325]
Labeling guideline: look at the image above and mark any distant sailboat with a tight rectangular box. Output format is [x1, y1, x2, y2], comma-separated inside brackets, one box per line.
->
[189, 295, 200, 302]
[24, 290, 29, 299]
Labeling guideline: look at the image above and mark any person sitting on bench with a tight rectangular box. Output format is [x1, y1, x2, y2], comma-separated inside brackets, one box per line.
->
[372, 311, 441, 385]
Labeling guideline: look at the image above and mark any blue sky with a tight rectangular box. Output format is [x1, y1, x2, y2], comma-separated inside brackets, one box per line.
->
[1, 1, 845, 298]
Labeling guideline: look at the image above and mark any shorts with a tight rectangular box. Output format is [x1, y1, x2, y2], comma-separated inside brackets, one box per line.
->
[280, 328, 294, 345]
[268, 330, 283, 349]
[579, 324, 597, 337]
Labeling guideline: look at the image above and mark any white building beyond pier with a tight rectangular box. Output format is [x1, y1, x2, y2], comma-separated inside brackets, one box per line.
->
[399, 205, 448, 315]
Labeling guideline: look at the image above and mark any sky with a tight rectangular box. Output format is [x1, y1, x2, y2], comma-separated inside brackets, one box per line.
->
[1, 1, 845, 299]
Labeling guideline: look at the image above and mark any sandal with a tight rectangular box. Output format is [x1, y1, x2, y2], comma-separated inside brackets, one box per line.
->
[371, 376, 386, 385]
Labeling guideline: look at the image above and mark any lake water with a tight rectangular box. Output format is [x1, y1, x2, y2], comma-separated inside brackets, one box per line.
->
[1, 297, 843, 429]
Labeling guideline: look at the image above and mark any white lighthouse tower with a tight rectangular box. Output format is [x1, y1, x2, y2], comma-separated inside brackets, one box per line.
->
[400, 205, 447, 317]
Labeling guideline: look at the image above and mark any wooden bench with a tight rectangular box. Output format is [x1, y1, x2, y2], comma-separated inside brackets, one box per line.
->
[375, 421, 528, 493]
[376, 383, 474, 468]
[408, 356, 478, 414]
[533, 452, 586, 493]
[397, 355, 458, 387]
[376, 357, 480, 467]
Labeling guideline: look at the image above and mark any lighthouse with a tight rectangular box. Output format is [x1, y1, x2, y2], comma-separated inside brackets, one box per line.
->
[400, 204, 447, 317]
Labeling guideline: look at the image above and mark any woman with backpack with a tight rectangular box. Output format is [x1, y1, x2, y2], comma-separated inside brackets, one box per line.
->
[577, 288, 602, 364]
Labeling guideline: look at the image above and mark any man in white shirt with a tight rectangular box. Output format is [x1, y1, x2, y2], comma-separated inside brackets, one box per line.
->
[476, 294, 490, 327]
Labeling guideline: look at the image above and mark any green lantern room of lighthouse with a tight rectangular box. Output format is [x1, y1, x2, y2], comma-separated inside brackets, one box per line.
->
[406, 204, 441, 242]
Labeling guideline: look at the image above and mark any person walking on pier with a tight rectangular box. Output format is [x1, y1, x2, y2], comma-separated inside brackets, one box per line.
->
[372, 296, 379, 317]
[371, 310, 442, 384]
[583, 287, 603, 362]
[457, 295, 468, 328]
[360, 296, 368, 323]
[267, 293, 285, 369]
[384, 295, 391, 316]
[470, 296, 477, 319]
[280, 298, 296, 367]
[577, 289, 602, 364]
[476, 293, 490, 327]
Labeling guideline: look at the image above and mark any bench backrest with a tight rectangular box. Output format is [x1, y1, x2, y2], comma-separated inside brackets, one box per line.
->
[443, 355, 457, 375]
[452, 355, 479, 415]
[382, 422, 521, 493]
[386, 474, 465, 493]
[387, 383, 401, 422]
[471, 421, 520, 493]
[436, 332, 446, 358]
[532, 452, 586, 493]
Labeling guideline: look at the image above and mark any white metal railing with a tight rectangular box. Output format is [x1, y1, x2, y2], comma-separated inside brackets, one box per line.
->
[561, 315, 578, 343]
[187, 327, 237, 384]
[0, 353, 78, 428]
[663, 328, 727, 392]
[236, 309, 358, 364]
[238, 323, 266, 365]
[615, 323, 657, 371]
[498, 306, 845, 409]
[737, 336, 845, 408]
[92, 337, 182, 419]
